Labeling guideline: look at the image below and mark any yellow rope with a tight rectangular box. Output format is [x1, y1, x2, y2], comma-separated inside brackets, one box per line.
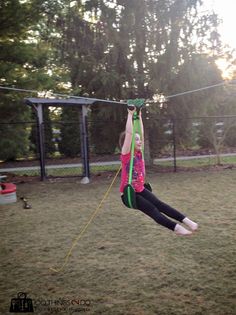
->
[50, 165, 122, 273]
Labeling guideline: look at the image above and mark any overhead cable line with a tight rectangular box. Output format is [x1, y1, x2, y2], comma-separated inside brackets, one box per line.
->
[165, 80, 236, 100]
[0, 79, 235, 104]
[0, 86, 126, 105]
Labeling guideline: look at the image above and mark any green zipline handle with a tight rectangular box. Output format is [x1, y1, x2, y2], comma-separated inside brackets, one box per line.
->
[127, 98, 145, 114]
[127, 98, 145, 108]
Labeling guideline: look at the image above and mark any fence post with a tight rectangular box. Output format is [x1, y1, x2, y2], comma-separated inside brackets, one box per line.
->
[172, 118, 177, 172]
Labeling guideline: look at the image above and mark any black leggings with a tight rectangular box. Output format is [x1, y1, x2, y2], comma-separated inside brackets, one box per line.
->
[122, 188, 186, 231]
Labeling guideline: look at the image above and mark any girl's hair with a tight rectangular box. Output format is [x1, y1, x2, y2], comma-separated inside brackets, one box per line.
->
[119, 131, 140, 150]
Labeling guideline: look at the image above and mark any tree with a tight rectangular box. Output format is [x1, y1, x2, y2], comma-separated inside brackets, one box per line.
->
[58, 107, 81, 157]
[1, 0, 228, 162]
[198, 116, 236, 164]
[0, 0, 57, 160]
[197, 81, 236, 163]
[0, 93, 31, 161]
[165, 53, 223, 149]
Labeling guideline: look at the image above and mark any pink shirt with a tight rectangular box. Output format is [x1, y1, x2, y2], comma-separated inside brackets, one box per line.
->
[120, 150, 145, 193]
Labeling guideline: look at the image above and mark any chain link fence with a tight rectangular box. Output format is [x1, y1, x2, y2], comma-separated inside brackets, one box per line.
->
[150, 115, 236, 170]
[0, 119, 122, 179]
[1, 115, 236, 179]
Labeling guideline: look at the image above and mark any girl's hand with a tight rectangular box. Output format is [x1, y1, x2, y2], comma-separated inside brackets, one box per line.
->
[127, 105, 136, 115]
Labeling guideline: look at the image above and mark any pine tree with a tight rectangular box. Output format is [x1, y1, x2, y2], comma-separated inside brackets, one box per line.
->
[58, 107, 81, 157]
[0, 0, 57, 161]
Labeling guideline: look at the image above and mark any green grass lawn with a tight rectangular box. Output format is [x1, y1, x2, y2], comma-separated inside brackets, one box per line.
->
[1, 169, 236, 314]
[155, 155, 236, 168]
[4, 155, 236, 178]
[2, 164, 120, 177]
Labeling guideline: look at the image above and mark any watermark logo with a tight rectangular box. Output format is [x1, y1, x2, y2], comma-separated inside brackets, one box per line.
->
[9, 292, 34, 313]
[9, 293, 92, 314]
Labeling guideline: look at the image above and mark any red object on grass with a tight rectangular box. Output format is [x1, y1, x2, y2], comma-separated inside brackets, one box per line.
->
[0, 183, 16, 194]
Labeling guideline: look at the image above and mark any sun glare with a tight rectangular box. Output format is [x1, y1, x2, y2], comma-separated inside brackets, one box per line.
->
[215, 58, 235, 80]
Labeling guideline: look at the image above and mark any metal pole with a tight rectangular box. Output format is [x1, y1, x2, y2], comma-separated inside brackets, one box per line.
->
[80, 105, 90, 184]
[172, 119, 177, 172]
[36, 104, 46, 180]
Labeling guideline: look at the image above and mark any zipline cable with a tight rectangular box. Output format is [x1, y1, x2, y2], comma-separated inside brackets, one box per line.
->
[165, 81, 236, 99]
[0, 79, 236, 104]
[0, 86, 126, 105]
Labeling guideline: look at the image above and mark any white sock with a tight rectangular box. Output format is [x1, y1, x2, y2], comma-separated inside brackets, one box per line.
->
[174, 224, 192, 236]
[182, 217, 198, 231]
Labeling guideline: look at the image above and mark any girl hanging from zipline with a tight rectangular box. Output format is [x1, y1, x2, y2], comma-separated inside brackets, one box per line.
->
[119, 102, 198, 236]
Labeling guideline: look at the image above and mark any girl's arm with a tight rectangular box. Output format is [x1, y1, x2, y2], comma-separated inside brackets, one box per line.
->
[121, 108, 135, 155]
[139, 109, 144, 145]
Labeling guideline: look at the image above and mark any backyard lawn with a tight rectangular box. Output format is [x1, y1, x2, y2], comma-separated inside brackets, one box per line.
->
[1, 168, 236, 315]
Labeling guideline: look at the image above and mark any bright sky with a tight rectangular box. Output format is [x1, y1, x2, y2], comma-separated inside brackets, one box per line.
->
[203, 0, 236, 49]
[202, 0, 236, 78]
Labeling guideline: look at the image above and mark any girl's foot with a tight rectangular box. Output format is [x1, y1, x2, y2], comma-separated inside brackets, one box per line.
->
[182, 217, 198, 231]
[174, 224, 192, 236]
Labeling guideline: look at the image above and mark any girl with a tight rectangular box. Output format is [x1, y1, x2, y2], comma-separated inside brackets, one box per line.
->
[119, 107, 198, 236]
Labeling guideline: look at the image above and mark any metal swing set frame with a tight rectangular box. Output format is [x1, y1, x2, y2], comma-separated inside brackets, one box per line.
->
[25, 96, 148, 187]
